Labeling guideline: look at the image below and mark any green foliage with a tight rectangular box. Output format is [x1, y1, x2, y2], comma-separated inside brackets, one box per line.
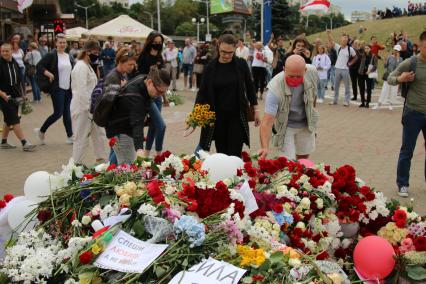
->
[407, 266, 426, 281]
[271, 0, 300, 38]
[300, 13, 350, 36]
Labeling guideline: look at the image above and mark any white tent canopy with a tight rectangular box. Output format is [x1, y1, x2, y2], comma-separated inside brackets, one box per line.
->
[65, 27, 89, 41]
[83, 15, 165, 42]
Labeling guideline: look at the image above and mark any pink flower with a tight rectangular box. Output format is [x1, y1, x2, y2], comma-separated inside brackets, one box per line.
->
[402, 238, 414, 247]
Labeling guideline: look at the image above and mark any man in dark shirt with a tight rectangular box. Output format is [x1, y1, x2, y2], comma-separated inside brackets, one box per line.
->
[0, 43, 36, 151]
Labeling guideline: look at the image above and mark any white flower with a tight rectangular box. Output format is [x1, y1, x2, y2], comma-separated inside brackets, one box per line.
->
[71, 220, 82, 227]
[81, 215, 91, 225]
[94, 162, 110, 173]
[124, 181, 137, 193]
[289, 188, 298, 196]
[91, 204, 101, 216]
[137, 203, 158, 216]
[159, 154, 185, 177]
[289, 258, 302, 268]
[300, 197, 311, 210]
[296, 222, 306, 230]
[142, 161, 152, 168]
[165, 184, 177, 195]
[229, 188, 244, 203]
[198, 150, 210, 160]
[315, 198, 324, 209]
[223, 178, 233, 187]
[342, 238, 353, 249]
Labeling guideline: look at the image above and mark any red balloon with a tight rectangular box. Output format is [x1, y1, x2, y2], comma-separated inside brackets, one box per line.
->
[354, 236, 396, 280]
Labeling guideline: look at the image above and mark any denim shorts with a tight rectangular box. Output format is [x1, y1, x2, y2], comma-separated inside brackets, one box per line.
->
[182, 63, 193, 76]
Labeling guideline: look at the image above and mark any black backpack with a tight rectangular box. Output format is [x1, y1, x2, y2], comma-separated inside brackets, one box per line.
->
[93, 74, 147, 128]
[401, 56, 417, 99]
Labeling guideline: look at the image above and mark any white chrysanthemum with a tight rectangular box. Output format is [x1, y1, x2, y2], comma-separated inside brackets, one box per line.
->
[159, 154, 185, 177]
[94, 162, 110, 173]
[137, 203, 158, 216]
[81, 215, 91, 225]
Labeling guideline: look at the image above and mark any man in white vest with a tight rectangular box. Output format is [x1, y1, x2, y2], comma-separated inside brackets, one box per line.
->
[259, 54, 319, 160]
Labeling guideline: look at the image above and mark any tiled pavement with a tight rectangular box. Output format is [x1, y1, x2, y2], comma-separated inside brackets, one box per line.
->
[1, 80, 424, 213]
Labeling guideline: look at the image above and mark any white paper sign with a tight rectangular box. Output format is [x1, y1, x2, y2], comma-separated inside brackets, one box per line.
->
[239, 181, 259, 216]
[94, 230, 168, 273]
[168, 257, 246, 284]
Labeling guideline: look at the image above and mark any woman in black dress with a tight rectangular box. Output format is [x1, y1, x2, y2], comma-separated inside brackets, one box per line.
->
[195, 33, 260, 157]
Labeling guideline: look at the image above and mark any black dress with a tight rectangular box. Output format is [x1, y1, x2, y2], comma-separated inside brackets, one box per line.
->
[195, 57, 257, 157]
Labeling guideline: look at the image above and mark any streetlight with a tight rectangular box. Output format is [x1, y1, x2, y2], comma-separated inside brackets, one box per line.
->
[143, 11, 154, 29]
[192, 17, 205, 43]
[193, 0, 210, 39]
[75, 2, 95, 30]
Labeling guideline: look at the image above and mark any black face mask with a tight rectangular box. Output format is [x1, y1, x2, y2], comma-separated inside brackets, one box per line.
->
[89, 53, 99, 64]
[152, 44, 163, 51]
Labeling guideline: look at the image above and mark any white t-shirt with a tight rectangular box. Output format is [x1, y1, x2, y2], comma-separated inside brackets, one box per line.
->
[334, 43, 356, 70]
[264, 46, 274, 68]
[163, 48, 178, 68]
[236, 46, 249, 61]
[252, 49, 266, 68]
[313, 54, 331, 80]
[57, 52, 72, 90]
[12, 49, 25, 68]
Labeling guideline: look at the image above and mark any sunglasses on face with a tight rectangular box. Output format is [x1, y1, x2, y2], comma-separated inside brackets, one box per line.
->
[219, 49, 235, 55]
[153, 84, 167, 95]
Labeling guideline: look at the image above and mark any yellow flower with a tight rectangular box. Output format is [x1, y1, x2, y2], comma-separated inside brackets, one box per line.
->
[91, 243, 102, 255]
[79, 272, 102, 284]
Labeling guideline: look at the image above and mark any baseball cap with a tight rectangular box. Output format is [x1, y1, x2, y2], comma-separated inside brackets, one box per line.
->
[393, 45, 401, 51]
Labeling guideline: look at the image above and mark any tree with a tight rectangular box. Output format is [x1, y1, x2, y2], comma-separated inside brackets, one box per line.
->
[271, 0, 300, 38]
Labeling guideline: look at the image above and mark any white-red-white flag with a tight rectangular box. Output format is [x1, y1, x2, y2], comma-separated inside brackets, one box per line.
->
[17, 0, 33, 13]
[300, 0, 331, 12]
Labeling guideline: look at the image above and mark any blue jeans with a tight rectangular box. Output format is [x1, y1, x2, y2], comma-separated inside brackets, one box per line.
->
[29, 75, 41, 101]
[109, 149, 118, 165]
[40, 88, 73, 137]
[397, 107, 426, 187]
[146, 97, 166, 152]
[317, 78, 327, 100]
[328, 66, 335, 88]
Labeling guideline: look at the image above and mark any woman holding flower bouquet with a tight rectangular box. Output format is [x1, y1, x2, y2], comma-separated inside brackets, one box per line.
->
[195, 33, 260, 157]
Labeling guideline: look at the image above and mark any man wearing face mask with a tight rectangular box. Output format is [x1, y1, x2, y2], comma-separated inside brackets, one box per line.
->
[259, 55, 319, 160]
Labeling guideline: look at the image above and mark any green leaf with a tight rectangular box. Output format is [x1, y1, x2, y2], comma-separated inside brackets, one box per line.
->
[407, 265, 426, 281]
[0, 273, 10, 284]
[269, 251, 284, 265]
[154, 265, 168, 278]
[258, 259, 271, 272]
[182, 258, 189, 268]
[241, 276, 254, 283]
[132, 220, 145, 238]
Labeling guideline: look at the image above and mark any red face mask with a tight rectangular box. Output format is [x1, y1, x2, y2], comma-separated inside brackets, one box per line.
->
[285, 76, 304, 87]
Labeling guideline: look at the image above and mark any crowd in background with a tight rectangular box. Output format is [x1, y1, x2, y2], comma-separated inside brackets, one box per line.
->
[374, 1, 426, 19]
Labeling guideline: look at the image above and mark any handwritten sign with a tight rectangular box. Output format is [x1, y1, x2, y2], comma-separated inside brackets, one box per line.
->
[94, 230, 168, 273]
[168, 257, 246, 284]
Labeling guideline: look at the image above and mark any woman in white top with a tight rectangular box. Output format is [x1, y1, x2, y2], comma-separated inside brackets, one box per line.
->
[35, 34, 73, 145]
[24, 42, 42, 102]
[10, 34, 25, 93]
[70, 40, 107, 164]
[312, 45, 331, 103]
[251, 42, 268, 99]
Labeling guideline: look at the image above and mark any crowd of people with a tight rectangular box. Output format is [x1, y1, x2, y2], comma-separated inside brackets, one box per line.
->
[0, 26, 425, 198]
[374, 1, 426, 19]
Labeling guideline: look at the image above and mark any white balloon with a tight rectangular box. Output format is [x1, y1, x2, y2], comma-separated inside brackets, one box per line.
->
[24, 171, 53, 202]
[201, 153, 242, 183]
[0, 196, 26, 227]
[229, 156, 244, 168]
[7, 198, 38, 233]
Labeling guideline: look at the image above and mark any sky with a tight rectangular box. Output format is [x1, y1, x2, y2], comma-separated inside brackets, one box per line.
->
[129, 0, 411, 18]
[331, 0, 409, 18]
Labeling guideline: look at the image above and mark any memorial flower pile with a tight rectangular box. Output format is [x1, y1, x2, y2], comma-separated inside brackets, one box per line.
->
[0, 151, 424, 283]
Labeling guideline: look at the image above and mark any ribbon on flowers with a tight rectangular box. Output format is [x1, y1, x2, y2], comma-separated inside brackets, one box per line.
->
[103, 208, 132, 227]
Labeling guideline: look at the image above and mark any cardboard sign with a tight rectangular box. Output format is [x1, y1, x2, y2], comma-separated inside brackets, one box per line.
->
[168, 257, 246, 284]
[94, 230, 168, 273]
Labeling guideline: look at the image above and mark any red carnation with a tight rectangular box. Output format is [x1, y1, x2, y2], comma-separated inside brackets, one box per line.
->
[248, 179, 256, 189]
[316, 251, 329, 260]
[215, 181, 227, 191]
[0, 200, 6, 209]
[272, 203, 283, 213]
[365, 192, 376, 201]
[3, 194, 14, 202]
[241, 151, 251, 163]
[108, 137, 118, 148]
[392, 209, 407, 228]
[186, 199, 198, 211]
[107, 164, 117, 171]
[414, 236, 426, 251]
[79, 251, 94, 264]
[252, 274, 265, 282]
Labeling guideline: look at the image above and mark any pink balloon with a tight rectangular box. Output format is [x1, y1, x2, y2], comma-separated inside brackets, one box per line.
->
[298, 159, 315, 168]
[354, 236, 396, 280]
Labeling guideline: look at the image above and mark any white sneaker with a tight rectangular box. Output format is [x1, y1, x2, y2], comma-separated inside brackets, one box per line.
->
[34, 128, 45, 145]
[317, 99, 324, 103]
[398, 186, 409, 198]
[343, 102, 349, 107]
[389, 105, 393, 111]
[23, 142, 37, 152]
[372, 105, 379, 110]
[66, 137, 73, 145]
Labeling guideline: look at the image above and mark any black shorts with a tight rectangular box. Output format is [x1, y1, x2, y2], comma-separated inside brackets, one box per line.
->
[0, 99, 20, 126]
